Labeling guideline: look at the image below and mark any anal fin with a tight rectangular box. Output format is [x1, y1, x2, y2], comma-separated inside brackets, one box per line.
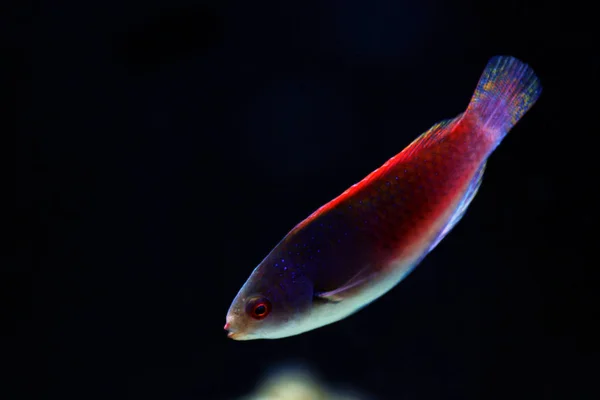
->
[428, 161, 487, 252]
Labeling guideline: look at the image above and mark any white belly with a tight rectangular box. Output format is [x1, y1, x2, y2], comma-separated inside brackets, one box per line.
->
[264, 181, 477, 339]
[265, 253, 423, 339]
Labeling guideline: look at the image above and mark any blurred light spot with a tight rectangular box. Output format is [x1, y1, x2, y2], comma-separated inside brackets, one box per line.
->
[237, 363, 367, 400]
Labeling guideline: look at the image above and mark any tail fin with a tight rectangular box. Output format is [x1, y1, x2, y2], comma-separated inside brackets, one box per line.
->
[465, 56, 542, 147]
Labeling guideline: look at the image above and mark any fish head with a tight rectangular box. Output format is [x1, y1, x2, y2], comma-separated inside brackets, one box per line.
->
[225, 258, 315, 340]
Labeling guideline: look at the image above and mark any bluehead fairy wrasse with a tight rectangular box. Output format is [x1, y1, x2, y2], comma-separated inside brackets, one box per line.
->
[225, 56, 542, 340]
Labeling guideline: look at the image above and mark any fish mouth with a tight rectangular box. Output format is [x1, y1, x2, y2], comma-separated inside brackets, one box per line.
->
[226, 328, 247, 340]
[224, 322, 244, 340]
[227, 331, 239, 339]
[226, 330, 248, 340]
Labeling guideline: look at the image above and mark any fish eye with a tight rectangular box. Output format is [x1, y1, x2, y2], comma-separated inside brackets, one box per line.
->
[247, 297, 272, 320]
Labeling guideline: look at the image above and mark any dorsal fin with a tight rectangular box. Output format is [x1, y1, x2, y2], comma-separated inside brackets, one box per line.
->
[288, 117, 464, 237]
[402, 117, 460, 158]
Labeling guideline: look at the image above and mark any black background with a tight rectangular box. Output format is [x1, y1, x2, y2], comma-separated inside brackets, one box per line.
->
[10, 0, 598, 399]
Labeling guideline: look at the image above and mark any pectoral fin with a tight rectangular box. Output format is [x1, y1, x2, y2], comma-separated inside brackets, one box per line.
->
[315, 267, 374, 302]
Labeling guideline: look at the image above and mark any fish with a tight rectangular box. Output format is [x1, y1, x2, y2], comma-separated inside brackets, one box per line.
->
[225, 56, 542, 340]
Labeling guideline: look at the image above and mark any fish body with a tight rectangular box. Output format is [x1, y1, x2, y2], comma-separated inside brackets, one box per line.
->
[225, 56, 542, 340]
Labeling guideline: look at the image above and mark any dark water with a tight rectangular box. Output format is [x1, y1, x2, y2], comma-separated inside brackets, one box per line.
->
[11, 0, 596, 399]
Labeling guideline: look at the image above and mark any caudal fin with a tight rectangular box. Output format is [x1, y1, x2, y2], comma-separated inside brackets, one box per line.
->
[465, 56, 542, 147]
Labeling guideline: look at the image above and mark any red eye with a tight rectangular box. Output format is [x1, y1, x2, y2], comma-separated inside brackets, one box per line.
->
[248, 298, 271, 320]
